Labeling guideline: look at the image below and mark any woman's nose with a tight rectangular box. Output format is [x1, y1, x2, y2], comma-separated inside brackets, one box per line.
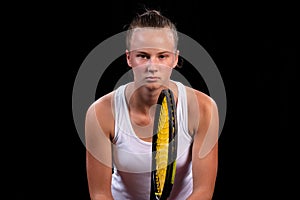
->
[147, 63, 158, 73]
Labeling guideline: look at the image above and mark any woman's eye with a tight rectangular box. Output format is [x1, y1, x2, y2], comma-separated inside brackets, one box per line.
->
[159, 54, 169, 59]
[137, 54, 149, 59]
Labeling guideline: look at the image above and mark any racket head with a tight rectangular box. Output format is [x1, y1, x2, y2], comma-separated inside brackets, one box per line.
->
[150, 89, 178, 200]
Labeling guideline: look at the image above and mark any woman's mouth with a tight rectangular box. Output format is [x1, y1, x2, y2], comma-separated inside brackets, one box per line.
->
[145, 76, 159, 82]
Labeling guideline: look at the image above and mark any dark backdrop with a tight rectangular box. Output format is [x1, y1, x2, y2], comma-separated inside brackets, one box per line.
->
[12, 1, 297, 199]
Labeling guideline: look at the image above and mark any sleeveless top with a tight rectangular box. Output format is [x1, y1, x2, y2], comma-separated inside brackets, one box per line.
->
[111, 81, 193, 200]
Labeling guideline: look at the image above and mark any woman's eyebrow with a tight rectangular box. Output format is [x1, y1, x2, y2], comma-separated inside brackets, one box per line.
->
[157, 51, 172, 54]
[135, 51, 148, 54]
[133, 50, 174, 54]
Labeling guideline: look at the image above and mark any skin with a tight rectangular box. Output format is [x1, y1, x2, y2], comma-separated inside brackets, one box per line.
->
[85, 27, 219, 200]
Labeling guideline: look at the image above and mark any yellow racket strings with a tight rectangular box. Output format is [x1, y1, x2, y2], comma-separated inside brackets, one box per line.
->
[155, 97, 169, 196]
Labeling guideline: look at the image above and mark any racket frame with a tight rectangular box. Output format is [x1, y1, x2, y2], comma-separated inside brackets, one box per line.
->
[150, 89, 178, 200]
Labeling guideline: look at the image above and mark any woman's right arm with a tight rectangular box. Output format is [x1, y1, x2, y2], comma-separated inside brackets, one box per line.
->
[85, 94, 115, 200]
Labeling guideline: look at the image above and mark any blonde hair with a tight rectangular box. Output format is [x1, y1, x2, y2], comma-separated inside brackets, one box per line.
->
[126, 9, 178, 51]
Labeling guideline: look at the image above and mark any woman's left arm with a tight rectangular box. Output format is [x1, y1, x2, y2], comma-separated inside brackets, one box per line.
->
[187, 91, 219, 200]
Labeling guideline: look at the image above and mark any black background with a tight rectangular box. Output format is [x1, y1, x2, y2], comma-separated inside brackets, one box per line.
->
[11, 1, 297, 199]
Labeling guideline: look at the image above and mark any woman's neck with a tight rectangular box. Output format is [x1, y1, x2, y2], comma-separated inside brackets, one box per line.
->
[126, 83, 162, 114]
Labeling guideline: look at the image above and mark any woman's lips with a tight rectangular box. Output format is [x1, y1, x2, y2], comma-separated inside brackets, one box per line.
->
[145, 76, 159, 82]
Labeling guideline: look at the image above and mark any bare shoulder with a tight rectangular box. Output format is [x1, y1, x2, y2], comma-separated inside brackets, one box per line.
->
[184, 86, 218, 136]
[185, 86, 218, 115]
[184, 86, 219, 154]
[93, 92, 114, 115]
[86, 91, 115, 139]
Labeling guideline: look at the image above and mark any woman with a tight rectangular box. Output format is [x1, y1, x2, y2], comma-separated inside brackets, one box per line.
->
[85, 10, 219, 200]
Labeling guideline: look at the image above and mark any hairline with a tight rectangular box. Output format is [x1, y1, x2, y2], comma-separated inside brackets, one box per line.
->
[126, 27, 178, 51]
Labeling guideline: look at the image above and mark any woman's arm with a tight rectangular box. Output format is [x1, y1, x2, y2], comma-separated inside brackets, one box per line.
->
[86, 151, 114, 200]
[187, 90, 219, 200]
[85, 94, 115, 200]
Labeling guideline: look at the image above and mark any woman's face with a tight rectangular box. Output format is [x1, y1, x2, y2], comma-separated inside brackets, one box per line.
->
[126, 28, 179, 90]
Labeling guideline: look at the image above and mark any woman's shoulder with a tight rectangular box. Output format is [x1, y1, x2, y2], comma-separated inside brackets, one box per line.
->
[87, 83, 130, 118]
[85, 91, 116, 139]
[185, 86, 215, 106]
[85, 91, 115, 122]
[183, 85, 218, 124]
[92, 91, 115, 117]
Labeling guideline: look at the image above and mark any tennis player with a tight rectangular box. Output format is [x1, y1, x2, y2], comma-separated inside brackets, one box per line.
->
[85, 9, 219, 200]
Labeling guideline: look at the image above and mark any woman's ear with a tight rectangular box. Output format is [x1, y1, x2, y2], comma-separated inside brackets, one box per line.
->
[172, 50, 180, 68]
[125, 50, 132, 67]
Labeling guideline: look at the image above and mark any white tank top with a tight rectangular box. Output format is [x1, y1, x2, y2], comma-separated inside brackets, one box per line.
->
[112, 81, 193, 200]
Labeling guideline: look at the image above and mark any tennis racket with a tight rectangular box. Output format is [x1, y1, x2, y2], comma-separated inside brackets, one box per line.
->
[150, 89, 178, 200]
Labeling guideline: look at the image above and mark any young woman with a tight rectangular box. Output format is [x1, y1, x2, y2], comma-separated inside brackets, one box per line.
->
[85, 10, 219, 200]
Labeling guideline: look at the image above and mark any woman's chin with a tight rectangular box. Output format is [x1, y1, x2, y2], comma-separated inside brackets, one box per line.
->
[134, 79, 169, 91]
[145, 83, 161, 91]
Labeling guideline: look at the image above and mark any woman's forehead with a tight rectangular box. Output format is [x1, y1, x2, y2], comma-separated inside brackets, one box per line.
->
[131, 48, 175, 54]
[129, 28, 176, 52]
